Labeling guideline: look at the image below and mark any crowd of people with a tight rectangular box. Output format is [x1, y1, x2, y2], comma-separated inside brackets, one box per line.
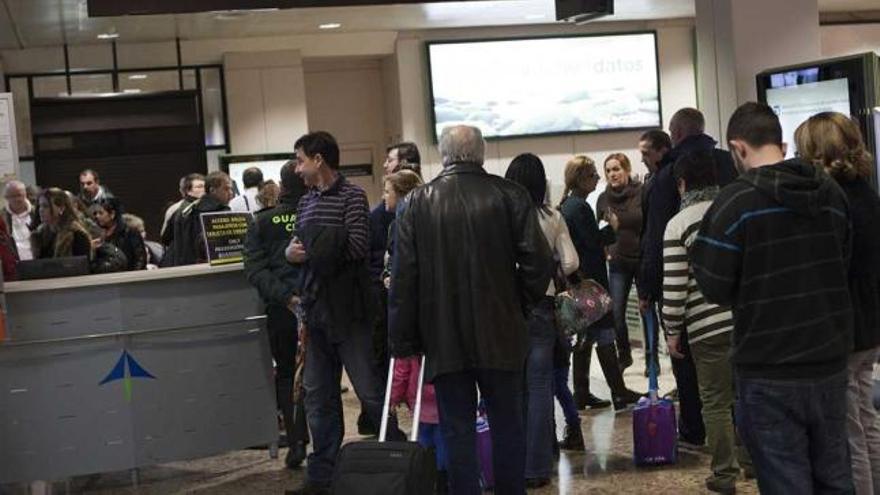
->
[240, 103, 880, 495]
[0, 162, 287, 281]
[3, 100, 877, 495]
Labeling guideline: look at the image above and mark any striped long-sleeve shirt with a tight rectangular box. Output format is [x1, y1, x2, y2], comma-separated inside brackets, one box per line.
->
[296, 175, 370, 261]
[662, 196, 733, 344]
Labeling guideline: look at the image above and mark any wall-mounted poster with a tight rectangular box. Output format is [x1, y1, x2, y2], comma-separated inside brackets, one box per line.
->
[0, 93, 20, 179]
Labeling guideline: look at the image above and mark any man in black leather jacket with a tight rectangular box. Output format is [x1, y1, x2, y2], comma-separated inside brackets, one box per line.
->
[244, 161, 309, 469]
[389, 125, 553, 495]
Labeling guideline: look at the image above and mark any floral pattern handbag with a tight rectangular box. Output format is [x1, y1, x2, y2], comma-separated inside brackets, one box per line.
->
[555, 279, 613, 337]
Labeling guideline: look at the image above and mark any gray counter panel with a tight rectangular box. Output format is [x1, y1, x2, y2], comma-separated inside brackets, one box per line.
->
[0, 266, 277, 484]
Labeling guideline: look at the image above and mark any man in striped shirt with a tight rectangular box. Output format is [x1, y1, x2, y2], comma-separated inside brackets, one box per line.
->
[285, 131, 401, 495]
[662, 150, 748, 495]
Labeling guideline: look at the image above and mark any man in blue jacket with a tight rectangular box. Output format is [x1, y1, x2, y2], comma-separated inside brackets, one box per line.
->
[244, 162, 309, 469]
[637, 108, 738, 447]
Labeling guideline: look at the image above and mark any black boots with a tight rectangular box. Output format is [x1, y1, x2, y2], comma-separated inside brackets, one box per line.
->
[618, 345, 634, 372]
[559, 423, 586, 451]
[285, 400, 309, 469]
[596, 345, 643, 411]
[573, 345, 612, 409]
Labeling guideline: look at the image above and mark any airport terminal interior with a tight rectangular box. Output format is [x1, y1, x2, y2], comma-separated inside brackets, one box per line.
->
[1, 0, 880, 494]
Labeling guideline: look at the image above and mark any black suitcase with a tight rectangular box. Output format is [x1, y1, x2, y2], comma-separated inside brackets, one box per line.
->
[331, 356, 438, 495]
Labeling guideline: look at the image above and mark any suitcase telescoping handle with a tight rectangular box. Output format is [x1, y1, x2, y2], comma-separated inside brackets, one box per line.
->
[379, 355, 426, 443]
[644, 303, 659, 402]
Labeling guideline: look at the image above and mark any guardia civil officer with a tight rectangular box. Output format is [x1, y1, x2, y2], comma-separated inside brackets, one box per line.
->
[244, 161, 309, 469]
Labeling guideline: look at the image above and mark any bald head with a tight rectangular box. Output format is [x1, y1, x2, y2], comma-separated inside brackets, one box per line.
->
[439, 125, 486, 167]
[4, 180, 29, 214]
[670, 108, 706, 146]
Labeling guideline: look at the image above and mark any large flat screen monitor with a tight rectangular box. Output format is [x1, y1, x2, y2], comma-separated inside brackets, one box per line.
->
[765, 75, 852, 158]
[426, 32, 661, 141]
[757, 54, 877, 160]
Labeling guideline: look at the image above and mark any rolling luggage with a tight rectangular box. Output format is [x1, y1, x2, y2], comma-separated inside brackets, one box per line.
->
[633, 306, 678, 466]
[331, 356, 437, 495]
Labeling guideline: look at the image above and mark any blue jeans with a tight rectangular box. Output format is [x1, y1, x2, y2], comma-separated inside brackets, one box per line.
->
[434, 369, 526, 495]
[302, 318, 400, 485]
[418, 422, 448, 471]
[736, 370, 854, 494]
[525, 299, 556, 479]
[609, 265, 639, 354]
[554, 366, 580, 427]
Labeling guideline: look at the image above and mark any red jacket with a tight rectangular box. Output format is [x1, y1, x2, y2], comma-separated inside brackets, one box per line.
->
[0, 216, 18, 281]
[390, 356, 438, 424]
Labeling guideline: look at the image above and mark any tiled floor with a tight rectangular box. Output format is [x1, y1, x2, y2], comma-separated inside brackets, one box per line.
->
[10, 347, 759, 494]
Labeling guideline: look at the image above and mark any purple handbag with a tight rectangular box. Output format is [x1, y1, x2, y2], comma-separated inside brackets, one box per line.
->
[633, 306, 678, 466]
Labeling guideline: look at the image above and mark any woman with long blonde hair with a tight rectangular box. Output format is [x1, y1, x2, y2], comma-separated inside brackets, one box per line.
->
[795, 112, 880, 495]
[559, 155, 642, 412]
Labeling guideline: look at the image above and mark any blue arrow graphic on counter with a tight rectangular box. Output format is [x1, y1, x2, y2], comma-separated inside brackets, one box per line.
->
[99, 350, 156, 402]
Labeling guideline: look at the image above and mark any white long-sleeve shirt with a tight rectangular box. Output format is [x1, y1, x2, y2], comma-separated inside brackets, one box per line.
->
[538, 208, 579, 296]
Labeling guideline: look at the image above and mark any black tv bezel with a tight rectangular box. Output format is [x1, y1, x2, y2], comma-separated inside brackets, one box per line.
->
[756, 52, 879, 186]
[756, 53, 872, 130]
[424, 30, 663, 143]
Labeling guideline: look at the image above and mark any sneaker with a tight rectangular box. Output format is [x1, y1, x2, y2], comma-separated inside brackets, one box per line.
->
[705, 477, 736, 494]
[286, 482, 331, 495]
[525, 478, 551, 489]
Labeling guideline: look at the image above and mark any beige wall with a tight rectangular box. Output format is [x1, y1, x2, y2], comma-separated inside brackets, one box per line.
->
[304, 58, 389, 202]
[223, 50, 309, 156]
[395, 20, 698, 202]
[821, 24, 880, 57]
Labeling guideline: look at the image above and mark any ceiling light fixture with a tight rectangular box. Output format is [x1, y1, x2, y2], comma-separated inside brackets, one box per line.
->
[128, 74, 148, 80]
[319, 23, 342, 30]
[97, 32, 119, 40]
[123, 89, 142, 94]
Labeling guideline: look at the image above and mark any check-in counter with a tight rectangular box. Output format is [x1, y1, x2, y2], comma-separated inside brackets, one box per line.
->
[0, 264, 278, 484]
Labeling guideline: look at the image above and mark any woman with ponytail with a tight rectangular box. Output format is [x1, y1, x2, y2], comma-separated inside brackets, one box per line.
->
[559, 156, 642, 412]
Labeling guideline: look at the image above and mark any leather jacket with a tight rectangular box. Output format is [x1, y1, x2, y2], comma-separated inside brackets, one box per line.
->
[388, 163, 554, 382]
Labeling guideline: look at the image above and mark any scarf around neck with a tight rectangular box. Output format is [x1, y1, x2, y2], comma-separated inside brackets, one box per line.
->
[680, 186, 720, 210]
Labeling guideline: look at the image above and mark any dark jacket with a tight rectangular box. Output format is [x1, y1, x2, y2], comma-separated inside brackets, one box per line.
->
[369, 202, 395, 284]
[692, 159, 852, 379]
[295, 177, 374, 343]
[106, 225, 147, 271]
[560, 193, 615, 329]
[162, 194, 230, 266]
[638, 133, 738, 301]
[597, 181, 643, 271]
[244, 199, 301, 308]
[838, 177, 880, 351]
[388, 164, 553, 382]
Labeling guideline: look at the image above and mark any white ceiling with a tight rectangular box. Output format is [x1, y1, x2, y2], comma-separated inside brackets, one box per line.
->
[0, 0, 877, 50]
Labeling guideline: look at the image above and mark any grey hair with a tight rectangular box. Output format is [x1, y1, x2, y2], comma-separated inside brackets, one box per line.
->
[439, 125, 486, 167]
[3, 180, 26, 195]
